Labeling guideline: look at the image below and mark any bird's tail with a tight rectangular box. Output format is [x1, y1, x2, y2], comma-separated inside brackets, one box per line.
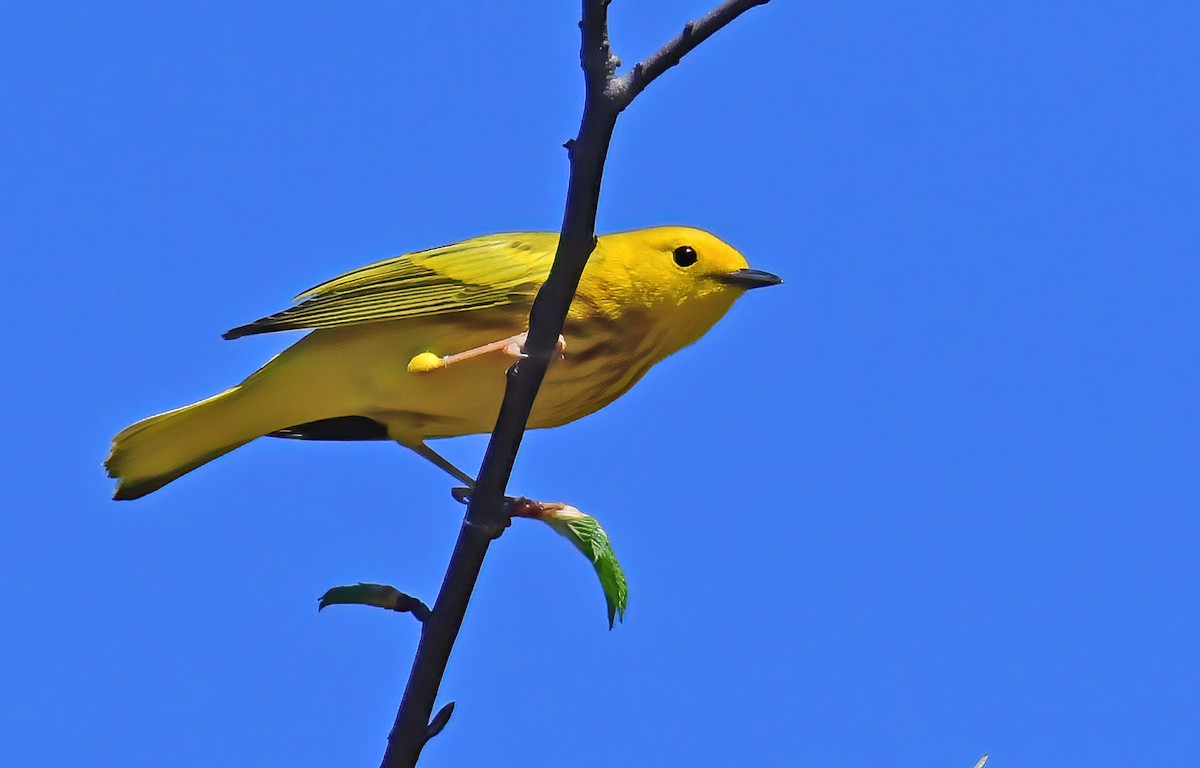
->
[105, 386, 264, 500]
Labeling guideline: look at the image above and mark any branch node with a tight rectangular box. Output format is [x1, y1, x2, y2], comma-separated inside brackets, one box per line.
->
[682, 20, 696, 37]
[508, 496, 537, 518]
[508, 497, 568, 520]
[563, 138, 577, 154]
[424, 701, 456, 744]
[464, 517, 509, 539]
[402, 595, 433, 623]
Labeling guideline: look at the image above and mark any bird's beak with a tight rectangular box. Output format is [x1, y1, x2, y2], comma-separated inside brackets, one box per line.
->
[717, 268, 783, 290]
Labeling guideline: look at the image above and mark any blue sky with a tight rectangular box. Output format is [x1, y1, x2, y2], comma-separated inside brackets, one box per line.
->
[2, 2, 1197, 766]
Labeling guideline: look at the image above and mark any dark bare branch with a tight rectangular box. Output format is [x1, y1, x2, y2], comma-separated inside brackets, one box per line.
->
[580, 0, 616, 99]
[610, 0, 770, 111]
[377, 2, 769, 765]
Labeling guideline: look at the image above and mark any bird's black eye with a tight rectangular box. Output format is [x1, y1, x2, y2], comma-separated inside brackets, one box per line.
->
[673, 245, 698, 268]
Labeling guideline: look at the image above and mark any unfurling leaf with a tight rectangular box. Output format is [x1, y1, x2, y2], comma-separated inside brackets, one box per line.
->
[511, 499, 628, 628]
[317, 583, 430, 621]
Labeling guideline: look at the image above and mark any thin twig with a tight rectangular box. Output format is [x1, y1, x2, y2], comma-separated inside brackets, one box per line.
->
[610, 0, 771, 111]
[378, 2, 769, 765]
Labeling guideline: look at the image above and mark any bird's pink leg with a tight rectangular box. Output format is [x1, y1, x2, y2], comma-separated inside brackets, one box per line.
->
[407, 332, 566, 373]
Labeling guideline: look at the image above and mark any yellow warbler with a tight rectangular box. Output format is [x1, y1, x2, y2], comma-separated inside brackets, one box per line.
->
[106, 226, 780, 499]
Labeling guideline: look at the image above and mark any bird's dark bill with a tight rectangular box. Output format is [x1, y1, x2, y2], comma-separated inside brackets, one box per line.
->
[719, 268, 782, 289]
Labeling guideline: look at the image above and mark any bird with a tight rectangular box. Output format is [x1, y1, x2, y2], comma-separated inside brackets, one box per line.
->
[105, 226, 781, 500]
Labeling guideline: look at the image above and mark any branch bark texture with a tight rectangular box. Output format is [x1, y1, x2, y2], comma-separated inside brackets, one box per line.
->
[380, 2, 769, 765]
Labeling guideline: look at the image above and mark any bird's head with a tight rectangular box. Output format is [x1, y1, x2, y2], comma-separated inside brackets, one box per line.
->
[593, 224, 780, 304]
[584, 225, 781, 353]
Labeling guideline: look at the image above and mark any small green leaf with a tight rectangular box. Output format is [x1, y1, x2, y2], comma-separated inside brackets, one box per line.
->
[317, 583, 430, 620]
[536, 504, 629, 628]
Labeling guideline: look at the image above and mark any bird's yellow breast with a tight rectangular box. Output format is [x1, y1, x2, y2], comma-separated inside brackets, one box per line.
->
[269, 276, 736, 446]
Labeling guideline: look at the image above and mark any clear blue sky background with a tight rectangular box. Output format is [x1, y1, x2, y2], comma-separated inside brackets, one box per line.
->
[2, 2, 1196, 766]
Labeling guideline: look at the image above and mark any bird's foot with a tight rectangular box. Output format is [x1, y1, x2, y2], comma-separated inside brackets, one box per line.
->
[503, 332, 567, 362]
[407, 332, 565, 374]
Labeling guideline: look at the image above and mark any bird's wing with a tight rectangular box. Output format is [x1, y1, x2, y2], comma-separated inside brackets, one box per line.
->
[223, 232, 559, 339]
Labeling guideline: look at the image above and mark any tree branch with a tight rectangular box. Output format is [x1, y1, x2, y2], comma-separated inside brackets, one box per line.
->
[610, 0, 770, 111]
[378, 2, 769, 765]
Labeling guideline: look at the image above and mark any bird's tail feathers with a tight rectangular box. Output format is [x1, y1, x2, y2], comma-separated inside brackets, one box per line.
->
[105, 387, 258, 500]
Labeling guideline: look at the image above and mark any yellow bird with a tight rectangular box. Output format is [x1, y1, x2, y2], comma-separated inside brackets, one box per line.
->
[106, 226, 781, 500]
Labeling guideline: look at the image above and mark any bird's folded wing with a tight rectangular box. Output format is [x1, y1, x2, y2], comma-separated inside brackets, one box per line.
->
[223, 232, 559, 339]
